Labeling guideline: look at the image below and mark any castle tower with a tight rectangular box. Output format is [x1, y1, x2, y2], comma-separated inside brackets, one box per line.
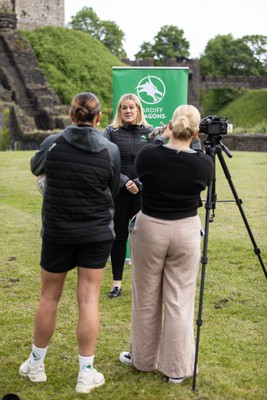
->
[0, 0, 65, 29]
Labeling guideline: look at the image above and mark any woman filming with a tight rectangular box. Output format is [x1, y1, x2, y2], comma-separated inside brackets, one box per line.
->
[119, 104, 214, 384]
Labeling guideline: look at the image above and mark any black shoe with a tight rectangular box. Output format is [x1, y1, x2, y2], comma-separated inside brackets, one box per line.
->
[108, 286, 122, 298]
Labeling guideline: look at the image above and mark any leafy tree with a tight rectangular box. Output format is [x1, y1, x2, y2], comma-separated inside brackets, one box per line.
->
[242, 34, 267, 74]
[200, 34, 266, 77]
[98, 20, 126, 58]
[135, 25, 189, 64]
[135, 41, 154, 60]
[153, 25, 190, 64]
[68, 7, 126, 58]
[68, 7, 99, 36]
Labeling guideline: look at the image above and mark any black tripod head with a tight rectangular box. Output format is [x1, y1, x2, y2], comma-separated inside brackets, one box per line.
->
[204, 134, 232, 159]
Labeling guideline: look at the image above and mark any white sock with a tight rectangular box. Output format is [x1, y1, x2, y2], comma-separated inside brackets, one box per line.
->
[79, 354, 94, 374]
[30, 344, 48, 365]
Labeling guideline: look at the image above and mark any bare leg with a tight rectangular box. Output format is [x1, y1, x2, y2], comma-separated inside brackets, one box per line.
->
[33, 268, 67, 348]
[77, 267, 104, 356]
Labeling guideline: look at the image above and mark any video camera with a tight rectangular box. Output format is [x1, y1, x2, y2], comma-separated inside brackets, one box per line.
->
[199, 115, 228, 136]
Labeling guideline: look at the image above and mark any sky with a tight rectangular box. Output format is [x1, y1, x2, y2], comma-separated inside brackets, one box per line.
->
[64, 0, 267, 60]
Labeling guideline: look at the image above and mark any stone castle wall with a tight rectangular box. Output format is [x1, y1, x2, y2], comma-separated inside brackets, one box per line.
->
[0, 0, 64, 29]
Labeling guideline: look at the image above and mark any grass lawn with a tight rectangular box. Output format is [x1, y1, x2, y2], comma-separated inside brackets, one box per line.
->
[0, 150, 266, 400]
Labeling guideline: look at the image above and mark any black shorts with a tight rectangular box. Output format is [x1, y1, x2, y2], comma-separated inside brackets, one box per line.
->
[41, 239, 113, 273]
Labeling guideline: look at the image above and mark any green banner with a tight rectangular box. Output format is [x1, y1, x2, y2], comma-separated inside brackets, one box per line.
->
[112, 67, 188, 127]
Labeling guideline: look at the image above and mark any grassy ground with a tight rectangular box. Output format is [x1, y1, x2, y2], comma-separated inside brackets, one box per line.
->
[0, 150, 266, 400]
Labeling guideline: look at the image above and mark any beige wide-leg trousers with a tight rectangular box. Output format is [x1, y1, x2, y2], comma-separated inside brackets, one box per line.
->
[130, 212, 201, 378]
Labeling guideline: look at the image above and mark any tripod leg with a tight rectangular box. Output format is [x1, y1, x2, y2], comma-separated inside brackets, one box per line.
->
[192, 179, 214, 392]
[217, 150, 267, 279]
[193, 144, 266, 393]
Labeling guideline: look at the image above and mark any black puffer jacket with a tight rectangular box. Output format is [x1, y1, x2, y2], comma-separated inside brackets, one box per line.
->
[31, 125, 121, 245]
[103, 124, 164, 188]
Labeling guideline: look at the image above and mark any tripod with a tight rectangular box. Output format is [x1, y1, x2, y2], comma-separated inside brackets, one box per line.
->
[192, 135, 267, 392]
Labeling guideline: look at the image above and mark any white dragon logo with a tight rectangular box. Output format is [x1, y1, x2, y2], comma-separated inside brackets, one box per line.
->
[136, 75, 166, 104]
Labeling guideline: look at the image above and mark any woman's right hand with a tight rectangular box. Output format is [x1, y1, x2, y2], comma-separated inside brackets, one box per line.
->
[125, 180, 139, 194]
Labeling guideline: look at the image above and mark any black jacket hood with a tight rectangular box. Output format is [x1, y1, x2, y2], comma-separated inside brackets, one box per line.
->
[62, 125, 108, 153]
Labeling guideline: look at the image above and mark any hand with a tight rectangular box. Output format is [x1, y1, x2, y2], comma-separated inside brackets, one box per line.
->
[125, 180, 139, 194]
[148, 122, 168, 138]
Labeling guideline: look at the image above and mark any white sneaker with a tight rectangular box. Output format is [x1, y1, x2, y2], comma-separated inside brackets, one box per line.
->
[169, 368, 197, 384]
[75, 368, 105, 393]
[19, 357, 47, 382]
[168, 376, 187, 384]
[119, 352, 133, 365]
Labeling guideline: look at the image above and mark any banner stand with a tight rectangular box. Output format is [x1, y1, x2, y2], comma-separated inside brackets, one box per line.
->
[112, 66, 189, 127]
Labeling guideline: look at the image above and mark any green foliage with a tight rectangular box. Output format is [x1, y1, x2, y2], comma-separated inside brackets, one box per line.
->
[243, 34, 267, 74]
[0, 151, 266, 399]
[153, 25, 189, 65]
[134, 42, 155, 60]
[200, 88, 245, 116]
[135, 41, 154, 60]
[247, 119, 267, 133]
[200, 89, 267, 133]
[68, 6, 99, 34]
[136, 25, 189, 64]
[99, 20, 127, 59]
[200, 34, 267, 77]
[0, 107, 11, 150]
[218, 89, 267, 130]
[19, 26, 125, 126]
[68, 7, 127, 58]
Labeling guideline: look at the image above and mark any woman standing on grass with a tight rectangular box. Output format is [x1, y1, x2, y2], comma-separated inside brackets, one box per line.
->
[103, 93, 171, 298]
[19, 92, 120, 394]
[119, 104, 214, 384]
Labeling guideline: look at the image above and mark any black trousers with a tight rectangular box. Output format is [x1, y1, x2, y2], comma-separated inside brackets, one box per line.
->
[111, 188, 141, 281]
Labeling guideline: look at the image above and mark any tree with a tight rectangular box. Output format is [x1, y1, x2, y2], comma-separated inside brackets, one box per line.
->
[68, 7, 99, 36]
[135, 41, 155, 60]
[153, 25, 190, 64]
[200, 34, 266, 77]
[242, 34, 267, 74]
[68, 7, 126, 58]
[98, 20, 126, 58]
[135, 25, 190, 64]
